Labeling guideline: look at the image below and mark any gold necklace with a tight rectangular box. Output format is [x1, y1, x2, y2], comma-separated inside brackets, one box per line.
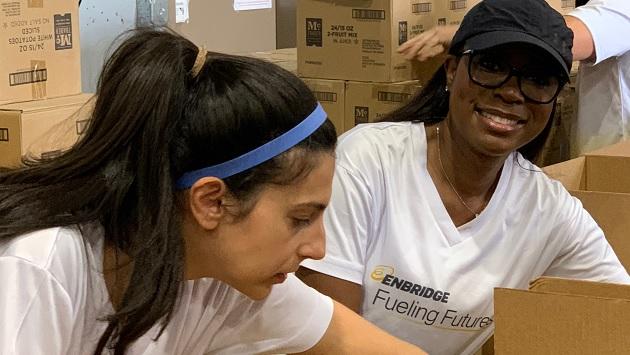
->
[435, 125, 480, 218]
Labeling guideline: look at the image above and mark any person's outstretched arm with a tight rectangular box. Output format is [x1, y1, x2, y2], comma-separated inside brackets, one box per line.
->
[301, 300, 428, 355]
[397, 25, 458, 61]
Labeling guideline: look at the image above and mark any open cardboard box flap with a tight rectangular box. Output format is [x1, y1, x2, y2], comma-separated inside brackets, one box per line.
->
[494, 277, 630, 354]
[543, 141, 630, 271]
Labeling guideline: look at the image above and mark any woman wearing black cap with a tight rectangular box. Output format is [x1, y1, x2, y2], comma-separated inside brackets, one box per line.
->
[298, 0, 630, 354]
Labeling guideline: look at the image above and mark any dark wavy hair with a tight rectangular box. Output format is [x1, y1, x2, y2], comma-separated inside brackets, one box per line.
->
[380, 59, 560, 163]
[0, 28, 336, 354]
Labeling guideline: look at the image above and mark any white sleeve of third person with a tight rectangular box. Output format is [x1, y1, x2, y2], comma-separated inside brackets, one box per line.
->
[569, 0, 630, 64]
[543, 188, 630, 284]
[0, 257, 75, 355]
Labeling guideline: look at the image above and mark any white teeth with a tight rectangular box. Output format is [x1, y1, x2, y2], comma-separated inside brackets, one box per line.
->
[479, 110, 518, 126]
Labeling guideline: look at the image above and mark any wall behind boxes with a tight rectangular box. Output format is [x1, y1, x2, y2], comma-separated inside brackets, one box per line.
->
[79, 0, 277, 93]
[167, 0, 276, 54]
[79, 0, 135, 93]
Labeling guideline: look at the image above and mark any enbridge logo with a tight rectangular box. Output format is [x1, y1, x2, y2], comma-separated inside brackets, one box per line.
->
[371, 265, 394, 281]
[369, 266, 493, 329]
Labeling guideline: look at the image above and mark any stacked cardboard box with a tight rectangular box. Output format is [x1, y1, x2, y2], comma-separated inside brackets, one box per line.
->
[296, 0, 438, 134]
[300, 78, 345, 135]
[537, 62, 580, 167]
[1, 0, 81, 105]
[297, 0, 440, 82]
[0, 93, 93, 167]
[547, 0, 576, 14]
[434, 0, 482, 26]
[247, 47, 298, 75]
[0, 0, 88, 167]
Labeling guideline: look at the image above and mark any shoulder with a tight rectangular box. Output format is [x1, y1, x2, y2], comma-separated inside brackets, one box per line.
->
[335, 122, 424, 170]
[338, 121, 420, 152]
[508, 154, 578, 212]
[0, 226, 87, 268]
[0, 226, 96, 300]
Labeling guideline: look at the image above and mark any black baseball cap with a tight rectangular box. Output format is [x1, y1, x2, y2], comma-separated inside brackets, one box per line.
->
[449, 0, 574, 79]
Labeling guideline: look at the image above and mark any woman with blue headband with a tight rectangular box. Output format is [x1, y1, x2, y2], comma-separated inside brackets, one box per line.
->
[0, 29, 426, 354]
[299, 0, 630, 354]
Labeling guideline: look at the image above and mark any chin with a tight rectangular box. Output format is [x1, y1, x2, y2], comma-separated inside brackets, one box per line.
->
[240, 284, 273, 301]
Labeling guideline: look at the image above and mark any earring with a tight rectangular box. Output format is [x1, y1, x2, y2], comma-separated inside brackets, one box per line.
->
[445, 86, 449, 92]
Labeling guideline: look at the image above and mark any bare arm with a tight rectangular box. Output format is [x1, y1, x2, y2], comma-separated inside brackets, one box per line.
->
[565, 15, 596, 61]
[297, 266, 363, 313]
[396, 15, 596, 63]
[397, 25, 459, 61]
[300, 300, 428, 355]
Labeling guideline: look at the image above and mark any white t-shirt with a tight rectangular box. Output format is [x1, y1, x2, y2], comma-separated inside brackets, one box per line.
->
[0, 224, 333, 355]
[302, 122, 630, 355]
[570, 0, 630, 155]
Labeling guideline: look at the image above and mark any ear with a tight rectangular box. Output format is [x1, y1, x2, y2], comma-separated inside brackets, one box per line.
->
[188, 177, 228, 230]
[444, 54, 460, 88]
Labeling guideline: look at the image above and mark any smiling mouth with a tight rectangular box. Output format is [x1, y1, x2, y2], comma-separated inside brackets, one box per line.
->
[476, 109, 526, 127]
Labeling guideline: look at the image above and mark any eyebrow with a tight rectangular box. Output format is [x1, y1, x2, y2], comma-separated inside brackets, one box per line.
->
[292, 202, 328, 211]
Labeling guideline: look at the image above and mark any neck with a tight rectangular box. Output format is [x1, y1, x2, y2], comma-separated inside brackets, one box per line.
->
[181, 215, 220, 281]
[434, 121, 506, 198]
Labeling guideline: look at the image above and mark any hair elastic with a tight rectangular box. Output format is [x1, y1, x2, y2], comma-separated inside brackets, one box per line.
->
[191, 46, 207, 78]
[175, 103, 328, 189]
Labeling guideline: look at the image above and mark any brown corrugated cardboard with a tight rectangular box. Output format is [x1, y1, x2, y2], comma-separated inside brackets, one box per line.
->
[344, 80, 421, 131]
[0, 93, 93, 167]
[245, 48, 298, 74]
[546, 0, 576, 15]
[275, 59, 298, 74]
[302, 78, 345, 135]
[494, 277, 630, 354]
[297, 0, 440, 82]
[538, 85, 577, 166]
[543, 140, 630, 271]
[0, 0, 81, 105]
[433, 0, 481, 26]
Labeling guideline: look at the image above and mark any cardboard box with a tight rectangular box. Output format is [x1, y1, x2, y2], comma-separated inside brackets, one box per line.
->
[247, 48, 297, 63]
[546, 0, 576, 15]
[537, 85, 577, 167]
[494, 277, 630, 354]
[302, 78, 345, 135]
[537, 62, 580, 166]
[297, 0, 439, 82]
[245, 48, 298, 75]
[543, 141, 630, 271]
[0, 93, 93, 167]
[344, 80, 421, 131]
[275, 59, 298, 74]
[434, 0, 481, 26]
[0, 0, 81, 105]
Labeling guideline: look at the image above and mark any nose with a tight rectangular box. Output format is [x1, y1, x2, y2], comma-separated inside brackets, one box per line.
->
[299, 219, 326, 261]
[495, 75, 525, 104]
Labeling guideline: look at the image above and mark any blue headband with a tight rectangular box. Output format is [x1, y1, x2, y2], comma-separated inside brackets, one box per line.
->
[175, 103, 327, 189]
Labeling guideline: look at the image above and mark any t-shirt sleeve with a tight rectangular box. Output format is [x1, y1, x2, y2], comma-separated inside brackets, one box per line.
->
[301, 160, 375, 285]
[208, 274, 333, 354]
[0, 257, 75, 354]
[569, 0, 630, 64]
[544, 187, 630, 284]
